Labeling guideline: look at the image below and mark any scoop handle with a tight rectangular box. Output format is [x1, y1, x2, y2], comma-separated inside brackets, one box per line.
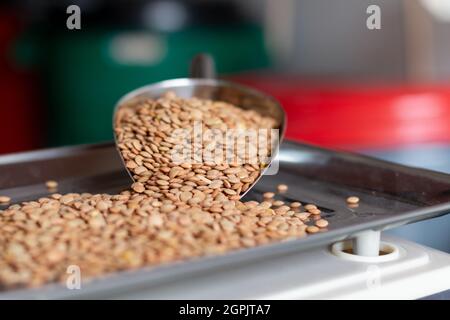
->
[189, 54, 216, 79]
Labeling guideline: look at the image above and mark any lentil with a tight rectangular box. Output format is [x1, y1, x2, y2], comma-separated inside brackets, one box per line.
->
[315, 219, 329, 228]
[0, 196, 11, 204]
[347, 196, 360, 204]
[290, 202, 301, 208]
[295, 212, 310, 221]
[304, 204, 317, 211]
[131, 182, 145, 193]
[308, 208, 321, 215]
[263, 192, 275, 199]
[45, 180, 58, 189]
[306, 226, 320, 234]
[272, 200, 284, 207]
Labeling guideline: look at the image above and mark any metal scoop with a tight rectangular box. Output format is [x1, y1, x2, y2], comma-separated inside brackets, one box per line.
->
[113, 54, 286, 198]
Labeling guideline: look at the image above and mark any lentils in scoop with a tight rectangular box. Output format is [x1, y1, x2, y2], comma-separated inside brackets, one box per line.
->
[115, 92, 277, 201]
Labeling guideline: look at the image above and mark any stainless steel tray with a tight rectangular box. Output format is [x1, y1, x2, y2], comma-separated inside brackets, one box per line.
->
[0, 140, 449, 299]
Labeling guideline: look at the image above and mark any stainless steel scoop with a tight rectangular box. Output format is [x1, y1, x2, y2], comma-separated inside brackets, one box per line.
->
[113, 54, 286, 197]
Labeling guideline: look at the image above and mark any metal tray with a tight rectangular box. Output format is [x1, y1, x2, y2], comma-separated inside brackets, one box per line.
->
[0, 140, 449, 298]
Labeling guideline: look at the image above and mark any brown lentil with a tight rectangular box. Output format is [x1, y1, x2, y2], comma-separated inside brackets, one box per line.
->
[346, 196, 360, 204]
[290, 202, 301, 208]
[308, 208, 321, 215]
[306, 225, 320, 234]
[295, 212, 310, 221]
[263, 192, 275, 199]
[277, 184, 288, 192]
[131, 182, 145, 193]
[272, 200, 284, 207]
[304, 204, 317, 211]
[0, 196, 11, 204]
[45, 180, 58, 189]
[315, 219, 329, 228]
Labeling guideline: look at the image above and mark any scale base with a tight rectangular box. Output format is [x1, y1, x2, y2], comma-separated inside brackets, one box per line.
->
[115, 235, 450, 300]
[1, 235, 449, 299]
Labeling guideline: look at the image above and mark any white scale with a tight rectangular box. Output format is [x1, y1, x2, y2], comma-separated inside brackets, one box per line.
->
[107, 233, 450, 299]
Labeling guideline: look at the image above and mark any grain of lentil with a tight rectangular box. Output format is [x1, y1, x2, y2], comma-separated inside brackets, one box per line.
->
[346, 196, 359, 204]
[304, 204, 317, 211]
[0, 196, 11, 204]
[290, 202, 301, 208]
[308, 208, 321, 215]
[263, 192, 275, 199]
[131, 182, 145, 193]
[295, 212, 310, 221]
[306, 226, 320, 234]
[45, 180, 58, 189]
[315, 219, 329, 228]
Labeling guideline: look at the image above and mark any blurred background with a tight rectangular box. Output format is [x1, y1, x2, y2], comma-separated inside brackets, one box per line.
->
[0, 0, 449, 250]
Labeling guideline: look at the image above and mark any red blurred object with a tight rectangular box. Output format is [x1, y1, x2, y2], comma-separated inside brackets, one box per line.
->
[232, 75, 450, 150]
[0, 8, 42, 154]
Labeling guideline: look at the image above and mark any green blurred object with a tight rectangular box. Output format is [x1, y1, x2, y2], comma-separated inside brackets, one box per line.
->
[19, 24, 270, 146]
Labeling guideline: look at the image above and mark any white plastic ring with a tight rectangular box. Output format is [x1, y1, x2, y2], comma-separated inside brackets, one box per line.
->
[331, 240, 400, 263]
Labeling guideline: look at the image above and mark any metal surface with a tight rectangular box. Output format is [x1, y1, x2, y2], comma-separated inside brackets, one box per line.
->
[0, 141, 449, 298]
[113, 54, 286, 198]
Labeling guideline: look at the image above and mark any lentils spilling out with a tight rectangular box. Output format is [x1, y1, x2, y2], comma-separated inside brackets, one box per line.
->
[0, 93, 332, 289]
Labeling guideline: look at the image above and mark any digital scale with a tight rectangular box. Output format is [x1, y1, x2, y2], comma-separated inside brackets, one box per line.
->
[0, 141, 449, 299]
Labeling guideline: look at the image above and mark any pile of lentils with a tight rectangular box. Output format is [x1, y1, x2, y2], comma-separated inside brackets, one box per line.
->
[115, 91, 277, 200]
[0, 93, 330, 289]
